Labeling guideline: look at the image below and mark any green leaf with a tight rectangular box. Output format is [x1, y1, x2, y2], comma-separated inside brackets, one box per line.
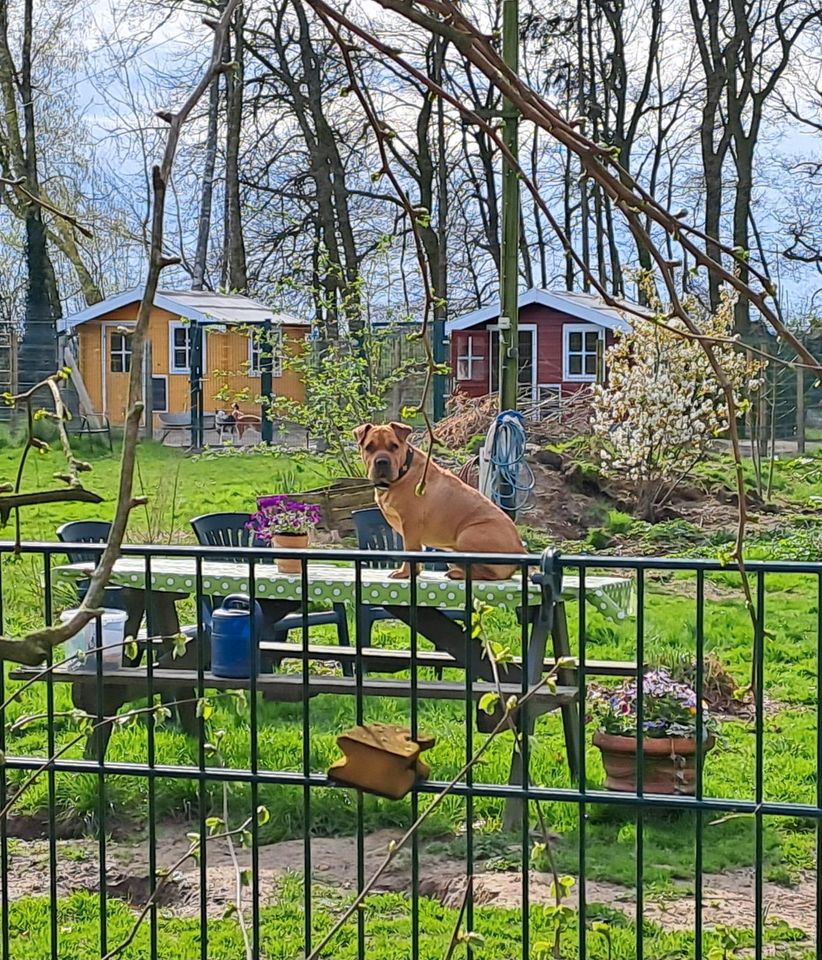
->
[555, 656, 577, 670]
[153, 705, 171, 726]
[204, 817, 224, 834]
[196, 698, 214, 721]
[257, 805, 270, 826]
[172, 634, 189, 659]
[479, 692, 499, 715]
[240, 869, 253, 887]
[124, 637, 138, 661]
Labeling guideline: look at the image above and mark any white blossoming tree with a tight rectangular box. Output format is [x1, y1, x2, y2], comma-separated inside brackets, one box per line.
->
[592, 280, 762, 521]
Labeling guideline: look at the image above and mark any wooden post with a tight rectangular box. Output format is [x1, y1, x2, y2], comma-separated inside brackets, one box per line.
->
[63, 340, 94, 417]
[796, 365, 806, 454]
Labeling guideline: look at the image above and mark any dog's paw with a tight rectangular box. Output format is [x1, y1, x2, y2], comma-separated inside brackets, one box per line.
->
[389, 567, 410, 580]
[446, 567, 466, 581]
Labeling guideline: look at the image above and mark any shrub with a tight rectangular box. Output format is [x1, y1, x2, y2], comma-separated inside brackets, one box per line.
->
[592, 277, 762, 520]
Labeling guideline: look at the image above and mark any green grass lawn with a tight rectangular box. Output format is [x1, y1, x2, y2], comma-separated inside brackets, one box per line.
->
[5, 881, 811, 960]
[0, 436, 339, 546]
[1, 439, 822, 954]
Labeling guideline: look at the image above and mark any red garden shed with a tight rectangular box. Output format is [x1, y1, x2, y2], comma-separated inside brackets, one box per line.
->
[445, 287, 631, 406]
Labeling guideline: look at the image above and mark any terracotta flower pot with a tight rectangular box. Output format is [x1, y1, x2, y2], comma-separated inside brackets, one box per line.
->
[272, 532, 309, 574]
[592, 730, 715, 795]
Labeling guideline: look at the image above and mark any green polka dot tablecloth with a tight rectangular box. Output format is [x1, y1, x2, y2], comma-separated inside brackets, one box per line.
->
[57, 558, 633, 621]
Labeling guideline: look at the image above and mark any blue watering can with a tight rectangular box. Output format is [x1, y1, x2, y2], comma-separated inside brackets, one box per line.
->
[210, 594, 264, 679]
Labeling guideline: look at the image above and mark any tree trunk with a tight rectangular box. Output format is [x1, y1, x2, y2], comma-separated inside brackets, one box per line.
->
[732, 136, 754, 334]
[192, 66, 222, 290]
[17, 0, 60, 396]
[224, 2, 248, 291]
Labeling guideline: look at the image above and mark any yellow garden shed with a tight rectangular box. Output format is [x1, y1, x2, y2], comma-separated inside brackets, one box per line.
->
[58, 288, 310, 438]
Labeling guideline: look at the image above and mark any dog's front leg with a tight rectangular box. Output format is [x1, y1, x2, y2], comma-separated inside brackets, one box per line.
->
[390, 527, 422, 580]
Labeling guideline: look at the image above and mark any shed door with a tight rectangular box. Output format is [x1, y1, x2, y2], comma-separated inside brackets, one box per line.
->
[104, 324, 134, 423]
[489, 328, 536, 403]
[452, 329, 490, 395]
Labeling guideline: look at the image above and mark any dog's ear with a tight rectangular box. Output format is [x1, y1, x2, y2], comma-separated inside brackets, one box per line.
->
[390, 422, 413, 443]
[352, 423, 373, 446]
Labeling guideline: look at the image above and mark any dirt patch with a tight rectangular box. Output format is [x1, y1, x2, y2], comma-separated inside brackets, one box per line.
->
[520, 463, 611, 540]
[2, 825, 814, 941]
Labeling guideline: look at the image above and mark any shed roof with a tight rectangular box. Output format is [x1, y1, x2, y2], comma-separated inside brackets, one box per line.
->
[58, 287, 307, 332]
[445, 287, 632, 335]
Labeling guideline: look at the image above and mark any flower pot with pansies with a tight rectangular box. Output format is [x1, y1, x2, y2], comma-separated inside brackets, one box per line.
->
[247, 497, 322, 574]
[589, 669, 716, 795]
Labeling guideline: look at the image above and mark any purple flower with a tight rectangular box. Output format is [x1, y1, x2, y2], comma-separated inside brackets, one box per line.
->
[587, 669, 710, 739]
[247, 498, 321, 538]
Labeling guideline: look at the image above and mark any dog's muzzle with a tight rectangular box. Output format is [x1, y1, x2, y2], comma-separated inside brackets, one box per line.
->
[371, 455, 394, 485]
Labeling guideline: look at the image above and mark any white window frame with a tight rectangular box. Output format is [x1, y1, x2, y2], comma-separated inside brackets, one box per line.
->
[455, 334, 487, 382]
[109, 330, 132, 374]
[247, 327, 283, 378]
[562, 323, 603, 382]
[169, 321, 192, 375]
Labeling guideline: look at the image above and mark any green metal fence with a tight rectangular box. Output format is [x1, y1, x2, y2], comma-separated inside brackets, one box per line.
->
[0, 543, 818, 959]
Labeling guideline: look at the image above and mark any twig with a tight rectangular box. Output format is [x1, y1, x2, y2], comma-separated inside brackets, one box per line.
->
[304, 668, 560, 960]
[0, 176, 94, 238]
[100, 815, 255, 960]
[441, 874, 472, 960]
[0, 1, 241, 666]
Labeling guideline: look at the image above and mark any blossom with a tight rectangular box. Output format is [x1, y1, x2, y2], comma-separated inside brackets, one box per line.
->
[588, 669, 714, 739]
[247, 497, 322, 539]
[591, 278, 763, 516]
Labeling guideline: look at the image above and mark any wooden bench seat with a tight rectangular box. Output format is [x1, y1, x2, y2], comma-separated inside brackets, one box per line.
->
[10, 665, 576, 711]
[136, 632, 637, 677]
[256, 641, 637, 677]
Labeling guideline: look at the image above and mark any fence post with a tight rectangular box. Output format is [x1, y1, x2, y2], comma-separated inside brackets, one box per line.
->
[260, 320, 274, 444]
[797, 365, 806, 453]
[189, 324, 204, 450]
[143, 340, 154, 441]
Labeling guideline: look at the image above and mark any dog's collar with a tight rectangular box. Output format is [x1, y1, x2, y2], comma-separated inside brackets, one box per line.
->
[374, 447, 414, 491]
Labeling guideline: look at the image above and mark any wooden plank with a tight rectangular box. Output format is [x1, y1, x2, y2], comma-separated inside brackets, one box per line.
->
[63, 341, 95, 417]
[9, 665, 576, 705]
[255, 641, 637, 676]
[134, 635, 636, 676]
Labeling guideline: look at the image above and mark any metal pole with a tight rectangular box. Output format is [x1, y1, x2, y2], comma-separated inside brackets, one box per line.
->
[498, 0, 520, 412]
[143, 340, 154, 441]
[433, 34, 448, 423]
[189, 324, 204, 450]
[260, 320, 274, 444]
[796, 365, 806, 454]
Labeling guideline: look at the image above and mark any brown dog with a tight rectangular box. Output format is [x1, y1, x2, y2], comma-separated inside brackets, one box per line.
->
[354, 422, 523, 580]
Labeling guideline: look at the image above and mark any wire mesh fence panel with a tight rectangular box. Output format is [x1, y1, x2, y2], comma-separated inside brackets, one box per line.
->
[0, 542, 819, 959]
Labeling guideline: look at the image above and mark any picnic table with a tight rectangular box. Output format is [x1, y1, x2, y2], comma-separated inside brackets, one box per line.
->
[13, 552, 633, 806]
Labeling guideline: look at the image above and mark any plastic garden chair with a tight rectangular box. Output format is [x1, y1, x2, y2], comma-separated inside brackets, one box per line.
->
[190, 513, 351, 671]
[351, 508, 467, 675]
[56, 521, 126, 609]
